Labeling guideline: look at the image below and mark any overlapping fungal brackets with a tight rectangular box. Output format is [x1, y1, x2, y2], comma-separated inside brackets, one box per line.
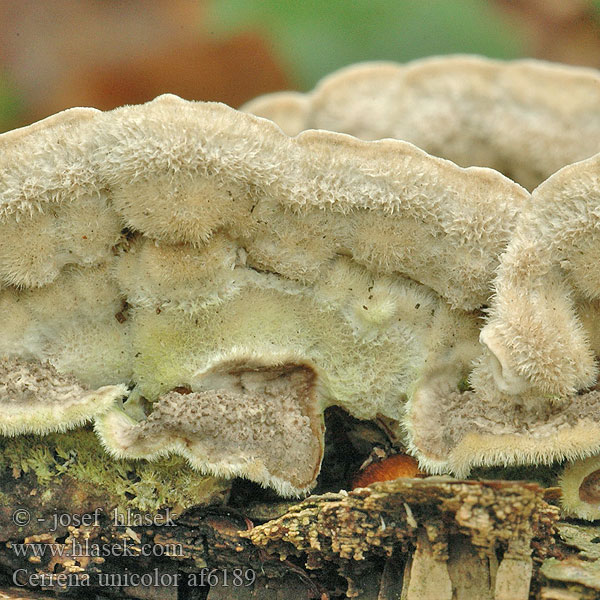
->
[2, 56, 600, 515]
[247, 56, 600, 517]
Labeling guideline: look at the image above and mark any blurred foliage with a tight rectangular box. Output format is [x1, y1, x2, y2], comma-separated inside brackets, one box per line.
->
[206, 0, 525, 89]
[0, 75, 23, 133]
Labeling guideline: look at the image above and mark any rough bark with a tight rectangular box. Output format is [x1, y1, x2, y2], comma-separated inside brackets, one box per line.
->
[0, 476, 565, 599]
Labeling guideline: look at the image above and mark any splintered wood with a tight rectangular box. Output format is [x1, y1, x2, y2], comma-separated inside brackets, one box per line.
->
[244, 478, 559, 599]
[0, 476, 560, 599]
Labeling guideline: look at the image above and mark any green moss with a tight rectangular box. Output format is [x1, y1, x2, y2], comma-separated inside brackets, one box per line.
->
[0, 428, 229, 512]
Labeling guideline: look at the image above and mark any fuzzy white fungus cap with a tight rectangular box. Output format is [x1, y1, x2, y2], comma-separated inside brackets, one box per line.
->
[2, 56, 600, 505]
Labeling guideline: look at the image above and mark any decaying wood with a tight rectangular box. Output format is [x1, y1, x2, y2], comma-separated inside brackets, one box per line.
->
[538, 522, 600, 599]
[244, 477, 558, 599]
[0, 588, 58, 600]
[246, 478, 557, 555]
[2, 475, 588, 599]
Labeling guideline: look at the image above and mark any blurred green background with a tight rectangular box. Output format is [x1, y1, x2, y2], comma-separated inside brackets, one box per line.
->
[207, 0, 524, 88]
[1, 0, 599, 132]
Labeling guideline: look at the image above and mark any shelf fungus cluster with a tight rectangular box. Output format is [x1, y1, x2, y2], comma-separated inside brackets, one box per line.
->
[2, 56, 600, 517]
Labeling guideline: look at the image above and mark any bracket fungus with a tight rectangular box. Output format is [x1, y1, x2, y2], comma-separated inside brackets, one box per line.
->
[244, 55, 600, 192]
[249, 55, 600, 517]
[2, 56, 600, 516]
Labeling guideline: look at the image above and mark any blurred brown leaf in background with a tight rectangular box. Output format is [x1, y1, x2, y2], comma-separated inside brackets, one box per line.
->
[0, 0, 289, 130]
[495, 0, 600, 67]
